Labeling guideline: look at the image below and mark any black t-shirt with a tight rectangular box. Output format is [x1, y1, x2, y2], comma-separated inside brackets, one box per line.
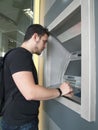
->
[3, 47, 40, 126]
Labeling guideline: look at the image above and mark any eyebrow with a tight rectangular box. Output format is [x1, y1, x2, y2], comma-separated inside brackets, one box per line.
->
[43, 39, 48, 43]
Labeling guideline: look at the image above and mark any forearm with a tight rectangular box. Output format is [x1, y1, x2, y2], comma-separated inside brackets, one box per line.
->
[27, 85, 60, 101]
[26, 82, 72, 101]
[12, 71, 72, 101]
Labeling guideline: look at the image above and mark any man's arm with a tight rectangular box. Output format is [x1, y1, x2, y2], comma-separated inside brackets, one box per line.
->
[12, 71, 72, 101]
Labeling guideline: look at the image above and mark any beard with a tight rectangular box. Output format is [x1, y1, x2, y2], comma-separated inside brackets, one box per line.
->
[34, 47, 43, 55]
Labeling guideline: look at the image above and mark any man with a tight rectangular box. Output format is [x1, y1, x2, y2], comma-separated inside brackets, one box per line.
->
[1, 24, 72, 130]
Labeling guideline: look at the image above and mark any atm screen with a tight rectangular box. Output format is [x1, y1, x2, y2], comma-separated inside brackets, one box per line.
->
[64, 60, 81, 76]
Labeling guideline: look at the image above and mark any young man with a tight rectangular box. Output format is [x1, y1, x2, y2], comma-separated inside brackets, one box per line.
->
[1, 24, 73, 130]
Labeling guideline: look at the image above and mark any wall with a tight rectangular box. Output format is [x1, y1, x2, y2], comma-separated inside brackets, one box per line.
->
[42, 0, 98, 130]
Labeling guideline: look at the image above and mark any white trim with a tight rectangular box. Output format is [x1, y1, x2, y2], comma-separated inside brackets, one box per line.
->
[57, 22, 81, 43]
[48, 0, 80, 31]
[81, 0, 96, 121]
[55, 97, 81, 114]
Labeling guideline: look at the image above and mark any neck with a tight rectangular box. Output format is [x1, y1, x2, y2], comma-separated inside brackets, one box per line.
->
[21, 42, 33, 54]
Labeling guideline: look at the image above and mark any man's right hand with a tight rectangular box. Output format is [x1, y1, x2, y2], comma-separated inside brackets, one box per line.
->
[59, 82, 73, 96]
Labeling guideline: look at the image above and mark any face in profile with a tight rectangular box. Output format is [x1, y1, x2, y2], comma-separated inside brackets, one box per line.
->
[35, 34, 48, 55]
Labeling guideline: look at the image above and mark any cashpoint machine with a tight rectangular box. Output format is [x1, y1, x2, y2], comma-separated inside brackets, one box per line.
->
[43, 0, 96, 122]
[63, 51, 81, 104]
[45, 35, 81, 104]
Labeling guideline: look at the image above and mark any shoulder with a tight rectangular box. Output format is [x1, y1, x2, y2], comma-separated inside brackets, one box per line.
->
[9, 47, 31, 56]
[7, 47, 32, 60]
[5, 48, 33, 74]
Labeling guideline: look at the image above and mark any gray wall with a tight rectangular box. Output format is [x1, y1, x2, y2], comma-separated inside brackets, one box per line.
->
[42, 0, 98, 130]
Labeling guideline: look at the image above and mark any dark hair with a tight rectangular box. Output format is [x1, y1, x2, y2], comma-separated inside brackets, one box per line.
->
[23, 24, 50, 42]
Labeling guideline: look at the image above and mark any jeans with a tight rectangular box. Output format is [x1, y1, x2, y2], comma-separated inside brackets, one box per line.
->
[0, 119, 38, 130]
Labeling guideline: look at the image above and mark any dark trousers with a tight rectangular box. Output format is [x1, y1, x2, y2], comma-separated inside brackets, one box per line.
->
[0, 119, 38, 130]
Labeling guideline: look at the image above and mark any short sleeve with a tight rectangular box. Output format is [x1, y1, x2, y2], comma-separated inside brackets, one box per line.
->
[7, 48, 33, 75]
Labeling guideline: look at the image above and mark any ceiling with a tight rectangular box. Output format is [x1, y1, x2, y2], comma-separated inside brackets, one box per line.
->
[0, 0, 33, 44]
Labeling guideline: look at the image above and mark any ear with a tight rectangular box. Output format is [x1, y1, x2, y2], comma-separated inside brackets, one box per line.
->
[33, 33, 39, 42]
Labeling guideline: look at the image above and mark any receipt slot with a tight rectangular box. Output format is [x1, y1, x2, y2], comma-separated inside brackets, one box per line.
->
[43, 0, 96, 122]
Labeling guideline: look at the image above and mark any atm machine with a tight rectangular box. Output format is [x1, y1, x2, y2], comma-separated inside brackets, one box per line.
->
[45, 34, 81, 104]
[43, 0, 96, 122]
[63, 51, 81, 104]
